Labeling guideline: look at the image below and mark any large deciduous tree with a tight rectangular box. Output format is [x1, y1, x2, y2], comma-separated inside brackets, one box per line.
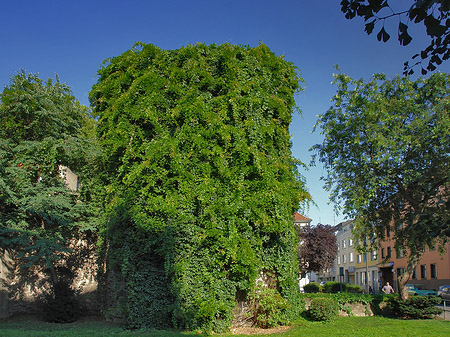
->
[297, 224, 337, 276]
[313, 71, 450, 300]
[90, 42, 310, 332]
[0, 71, 98, 286]
[340, 0, 450, 75]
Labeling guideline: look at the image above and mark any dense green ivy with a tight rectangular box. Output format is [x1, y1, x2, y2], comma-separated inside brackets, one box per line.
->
[90, 42, 309, 332]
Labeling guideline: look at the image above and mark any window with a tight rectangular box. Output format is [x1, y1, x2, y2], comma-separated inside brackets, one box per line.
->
[431, 264, 437, 279]
[349, 239, 353, 247]
[396, 247, 404, 258]
[357, 254, 362, 263]
[386, 227, 391, 238]
[363, 253, 367, 262]
[349, 252, 354, 263]
[387, 247, 392, 258]
[397, 267, 405, 277]
[343, 254, 347, 264]
[342, 239, 346, 249]
[337, 256, 341, 265]
[412, 267, 417, 279]
[371, 250, 377, 261]
[337, 242, 340, 251]
[381, 248, 385, 259]
[420, 264, 427, 279]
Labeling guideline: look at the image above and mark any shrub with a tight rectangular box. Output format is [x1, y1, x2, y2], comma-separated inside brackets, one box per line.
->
[304, 282, 320, 293]
[250, 285, 291, 328]
[323, 281, 346, 293]
[43, 280, 80, 323]
[346, 284, 363, 293]
[308, 297, 339, 321]
[388, 295, 442, 319]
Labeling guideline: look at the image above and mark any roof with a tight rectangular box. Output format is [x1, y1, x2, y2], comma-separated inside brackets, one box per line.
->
[293, 212, 312, 223]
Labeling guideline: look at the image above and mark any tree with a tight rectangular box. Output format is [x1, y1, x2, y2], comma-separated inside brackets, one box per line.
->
[297, 224, 337, 276]
[0, 71, 98, 286]
[313, 71, 450, 300]
[90, 42, 310, 332]
[340, 0, 450, 75]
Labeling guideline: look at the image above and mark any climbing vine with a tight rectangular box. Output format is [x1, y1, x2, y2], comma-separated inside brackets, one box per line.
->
[90, 42, 310, 332]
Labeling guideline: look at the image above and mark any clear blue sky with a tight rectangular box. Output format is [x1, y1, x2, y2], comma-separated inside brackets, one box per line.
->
[1, 0, 449, 226]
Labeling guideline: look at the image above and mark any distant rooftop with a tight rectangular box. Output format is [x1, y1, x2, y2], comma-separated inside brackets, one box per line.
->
[293, 212, 312, 223]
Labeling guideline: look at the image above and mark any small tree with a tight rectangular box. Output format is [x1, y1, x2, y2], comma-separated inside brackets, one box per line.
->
[297, 224, 338, 277]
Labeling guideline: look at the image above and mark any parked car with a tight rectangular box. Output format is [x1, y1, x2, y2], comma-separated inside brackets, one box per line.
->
[438, 285, 450, 297]
[438, 286, 450, 301]
[406, 284, 437, 296]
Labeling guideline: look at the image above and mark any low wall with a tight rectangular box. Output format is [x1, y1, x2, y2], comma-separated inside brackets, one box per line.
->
[0, 235, 99, 318]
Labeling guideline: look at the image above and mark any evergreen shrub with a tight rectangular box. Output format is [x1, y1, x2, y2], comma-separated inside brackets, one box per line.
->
[323, 281, 346, 293]
[388, 295, 442, 319]
[303, 282, 320, 293]
[308, 297, 339, 321]
[346, 284, 363, 293]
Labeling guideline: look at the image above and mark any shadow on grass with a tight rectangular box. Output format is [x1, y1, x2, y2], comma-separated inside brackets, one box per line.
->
[0, 315, 199, 336]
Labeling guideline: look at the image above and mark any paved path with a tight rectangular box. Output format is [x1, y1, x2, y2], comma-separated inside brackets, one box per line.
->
[436, 303, 450, 320]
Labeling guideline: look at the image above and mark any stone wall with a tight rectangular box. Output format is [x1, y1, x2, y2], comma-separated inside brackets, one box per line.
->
[0, 234, 99, 318]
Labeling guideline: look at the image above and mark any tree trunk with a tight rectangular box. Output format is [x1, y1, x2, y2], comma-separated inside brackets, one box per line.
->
[397, 270, 410, 301]
[49, 263, 58, 288]
[397, 256, 420, 301]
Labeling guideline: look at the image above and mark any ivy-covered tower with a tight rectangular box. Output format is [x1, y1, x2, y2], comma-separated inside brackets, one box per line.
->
[90, 43, 309, 332]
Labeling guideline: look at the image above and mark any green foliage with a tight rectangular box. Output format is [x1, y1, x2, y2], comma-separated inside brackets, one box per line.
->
[303, 282, 320, 293]
[323, 281, 346, 293]
[346, 284, 363, 293]
[91, 42, 309, 332]
[314, 72, 450, 280]
[387, 295, 442, 319]
[3, 315, 450, 337]
[0, 71, 100, 282]
[43, 280, 80, 323]
[308, 297, 339, 321]
[249, 285, 294, 328]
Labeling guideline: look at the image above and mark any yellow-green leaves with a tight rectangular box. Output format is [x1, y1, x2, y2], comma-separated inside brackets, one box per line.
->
[93, 43, 308, 331]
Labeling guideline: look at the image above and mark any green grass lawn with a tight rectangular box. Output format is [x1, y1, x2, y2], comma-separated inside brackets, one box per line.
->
[0, 315, 449, 337]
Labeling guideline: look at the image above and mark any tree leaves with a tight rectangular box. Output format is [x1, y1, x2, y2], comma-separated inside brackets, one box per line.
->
[314, 72, 450, 270]
[398, 22, 412, 46]
[0, 71, 99, 278]
[341, 0, 450, 74]
[298, 224, 338, 274]
[377, 26, 390, 42]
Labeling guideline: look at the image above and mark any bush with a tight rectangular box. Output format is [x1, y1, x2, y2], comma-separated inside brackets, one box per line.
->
[43, 281, 80, 323]
[388, 295, 442, 319]
[304, 282, 320, 293]
[250, 285, 291, 328]
[346, 284, 363, 293]
[308, 297, 339, 321]
[323, 281, 346, 293]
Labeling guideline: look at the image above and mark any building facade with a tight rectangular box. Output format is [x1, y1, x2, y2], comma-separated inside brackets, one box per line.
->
[335, 220, 356, 284]
[379, 233, 450, 292]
